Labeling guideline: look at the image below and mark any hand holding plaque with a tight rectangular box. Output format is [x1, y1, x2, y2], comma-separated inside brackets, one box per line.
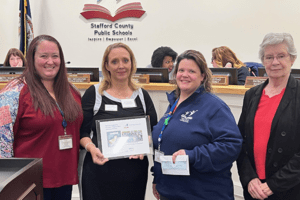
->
[95, 116, 153, 160]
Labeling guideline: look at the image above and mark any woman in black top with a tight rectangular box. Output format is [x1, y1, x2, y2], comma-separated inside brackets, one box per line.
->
[79, 43, 157, 200]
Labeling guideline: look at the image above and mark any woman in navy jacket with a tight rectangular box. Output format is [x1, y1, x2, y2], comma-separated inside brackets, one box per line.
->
[152, 50, 242, 200]
[237, 33, 300, 200]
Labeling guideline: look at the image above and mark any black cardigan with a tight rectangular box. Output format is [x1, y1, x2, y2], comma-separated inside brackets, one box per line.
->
[237, 75, 300, 199]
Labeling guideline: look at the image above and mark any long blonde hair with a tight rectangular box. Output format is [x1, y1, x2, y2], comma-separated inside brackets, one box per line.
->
[99, 43, 138, 94]
[212, 46, 245, 69]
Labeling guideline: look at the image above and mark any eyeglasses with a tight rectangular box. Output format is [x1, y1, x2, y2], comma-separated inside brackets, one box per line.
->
[264, 54, 290, 64]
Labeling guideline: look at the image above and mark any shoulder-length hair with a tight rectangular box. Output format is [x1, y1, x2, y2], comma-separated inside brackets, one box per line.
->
[99, 42, 138, 94]
[173, 50, 212, 97]
[151, 46, 177, 68]
[4, 48, 27, 67]
[259, 32, 297, 62]
[20, 35, 81, 122]
[212, 46, 245, 69]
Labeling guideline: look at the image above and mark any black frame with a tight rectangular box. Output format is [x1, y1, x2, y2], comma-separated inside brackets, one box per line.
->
[135, 68, 169, 83]
[0, 67, 25, 74]
[209, 68, 238, 85]
[0, 67, 100, 82]
[258, 67, 267, 77]
[258, 68, 300, 80]
[67, 67, 99, 82]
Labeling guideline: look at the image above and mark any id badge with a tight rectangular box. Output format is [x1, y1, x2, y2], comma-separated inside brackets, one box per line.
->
[105, 104, 118, 111]
[154, 149, 164, 163]
[58, 135, 73, 150]
[121, 99, 136, 108]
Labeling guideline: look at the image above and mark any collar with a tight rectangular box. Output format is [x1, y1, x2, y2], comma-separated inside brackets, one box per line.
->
[254, 75, 297, 97]
[167, 84, 206, 105]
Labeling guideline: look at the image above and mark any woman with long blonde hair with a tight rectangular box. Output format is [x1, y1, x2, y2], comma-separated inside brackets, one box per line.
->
[212, 46, 250, 85]
[79, 42, 157, 200]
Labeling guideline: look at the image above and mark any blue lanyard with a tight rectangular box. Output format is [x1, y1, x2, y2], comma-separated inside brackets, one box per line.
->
[158, 98, 179, 151]
[55, 102, 67, 135]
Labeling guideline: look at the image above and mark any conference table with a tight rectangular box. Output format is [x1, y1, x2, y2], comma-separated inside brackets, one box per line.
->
[0, 82, 248, 120]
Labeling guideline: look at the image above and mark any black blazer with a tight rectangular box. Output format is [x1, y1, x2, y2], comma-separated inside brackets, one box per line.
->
[237, 75, 300, 200]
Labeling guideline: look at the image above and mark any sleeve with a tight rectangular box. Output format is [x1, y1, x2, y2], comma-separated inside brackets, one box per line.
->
[185, 105, 243, 173]
[80, 85, 96, 139]
[0, 84, 23, 158]
[142, 88, 158, 131]
[236, 90, 258, 188]
[237, 67, 250, 85]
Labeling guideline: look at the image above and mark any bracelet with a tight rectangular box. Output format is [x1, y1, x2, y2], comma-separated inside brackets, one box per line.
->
[85, 142, 95, 151]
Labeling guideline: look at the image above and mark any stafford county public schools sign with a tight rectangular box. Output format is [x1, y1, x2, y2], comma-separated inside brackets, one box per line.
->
[80, 2, 146, 42]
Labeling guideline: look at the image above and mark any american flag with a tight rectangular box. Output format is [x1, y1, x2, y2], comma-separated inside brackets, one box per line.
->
[19, 0, 34, 56]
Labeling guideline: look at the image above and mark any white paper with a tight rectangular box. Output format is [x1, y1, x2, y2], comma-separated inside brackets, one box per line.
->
[160, 155, 190, 176]
[97, 117, 151, 159]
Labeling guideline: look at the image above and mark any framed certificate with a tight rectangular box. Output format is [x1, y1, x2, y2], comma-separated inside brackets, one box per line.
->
[95, 115, 153, 159]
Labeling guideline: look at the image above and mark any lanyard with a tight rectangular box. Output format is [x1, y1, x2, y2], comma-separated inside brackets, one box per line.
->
[158, 98, 179, 151]
[55, 102, 67, 135]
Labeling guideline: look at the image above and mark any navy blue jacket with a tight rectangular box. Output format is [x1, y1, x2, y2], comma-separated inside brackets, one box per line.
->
[152, 85, 242, 200]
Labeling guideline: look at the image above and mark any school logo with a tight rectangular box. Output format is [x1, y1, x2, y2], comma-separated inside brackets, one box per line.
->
[80, 2, 146, 22]
[180, 110, 198, 123]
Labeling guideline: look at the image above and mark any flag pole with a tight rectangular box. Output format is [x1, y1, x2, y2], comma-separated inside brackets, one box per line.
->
[24, 0, 27, 56]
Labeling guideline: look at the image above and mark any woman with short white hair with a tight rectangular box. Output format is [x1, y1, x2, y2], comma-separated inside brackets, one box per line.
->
[237, 32, 300, 200]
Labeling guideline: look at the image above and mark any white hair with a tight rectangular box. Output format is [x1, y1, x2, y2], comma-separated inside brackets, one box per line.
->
[259, 33, 297, 62]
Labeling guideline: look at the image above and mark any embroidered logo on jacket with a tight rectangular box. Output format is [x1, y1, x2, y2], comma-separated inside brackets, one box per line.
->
[180, 110, 198, 123]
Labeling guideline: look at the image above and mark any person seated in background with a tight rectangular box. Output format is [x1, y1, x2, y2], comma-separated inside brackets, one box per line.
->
[149, 46, 178, 80]
[212, 46, 250, 85]
[3, 48, 26, 67]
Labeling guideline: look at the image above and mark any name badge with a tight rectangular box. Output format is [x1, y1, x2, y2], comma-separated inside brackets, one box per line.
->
[154, 149, 164, 163]
[58, 135, 73, 150]
[160, 155, 190, 176]
[105, 104, 118, 111]
[121, 99, 136, 108]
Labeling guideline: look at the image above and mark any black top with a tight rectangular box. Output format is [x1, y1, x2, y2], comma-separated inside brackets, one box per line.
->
[237, 66, 250, 85]
[80, 84, 157, 200]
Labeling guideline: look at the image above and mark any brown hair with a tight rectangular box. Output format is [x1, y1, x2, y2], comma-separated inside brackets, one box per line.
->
[4, 48, 27, 67]
[20, 35, 81, 121]
[99, 42, 138, 94]
[173, 50, 212, 96]
[212, 46, 245, 69]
